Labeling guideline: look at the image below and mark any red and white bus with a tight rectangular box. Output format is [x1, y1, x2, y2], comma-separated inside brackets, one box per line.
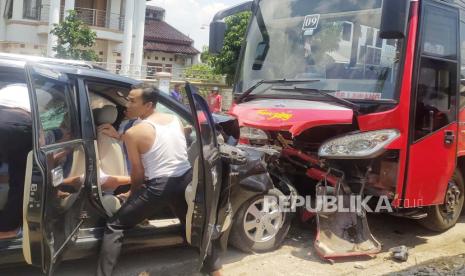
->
[210, 0, 465, 258]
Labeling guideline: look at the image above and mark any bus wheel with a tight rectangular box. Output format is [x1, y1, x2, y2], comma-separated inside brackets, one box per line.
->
[419, 170, 464, 232]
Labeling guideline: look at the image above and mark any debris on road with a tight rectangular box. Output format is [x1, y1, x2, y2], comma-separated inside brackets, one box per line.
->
[389, 245, 409, 262]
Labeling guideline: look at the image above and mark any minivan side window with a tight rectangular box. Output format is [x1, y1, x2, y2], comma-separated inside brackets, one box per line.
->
[157, 102, 197, 145]
[34, 75, 79, 145]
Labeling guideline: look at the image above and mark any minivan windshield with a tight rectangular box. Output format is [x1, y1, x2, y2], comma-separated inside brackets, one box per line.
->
[235, 0, 405, 101]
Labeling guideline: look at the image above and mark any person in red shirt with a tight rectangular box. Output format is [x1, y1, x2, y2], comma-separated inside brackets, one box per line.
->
[207, 86, 222, 113]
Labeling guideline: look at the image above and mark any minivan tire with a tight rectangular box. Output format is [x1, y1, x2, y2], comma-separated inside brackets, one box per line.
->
[229, 188, 291, 253]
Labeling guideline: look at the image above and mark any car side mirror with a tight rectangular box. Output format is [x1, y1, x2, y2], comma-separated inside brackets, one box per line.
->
[209, 21, 227, 54]
[379, 0, 409, 39]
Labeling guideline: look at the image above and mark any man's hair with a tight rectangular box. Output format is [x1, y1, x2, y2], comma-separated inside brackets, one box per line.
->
[131, 83, 159, 107]
[174, 83, 181, 89]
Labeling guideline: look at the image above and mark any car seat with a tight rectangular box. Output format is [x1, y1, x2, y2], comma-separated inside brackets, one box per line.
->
[93, 105, 128, 214]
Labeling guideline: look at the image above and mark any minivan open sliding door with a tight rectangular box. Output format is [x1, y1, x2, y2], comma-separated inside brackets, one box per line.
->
[23, 63, 88, 274]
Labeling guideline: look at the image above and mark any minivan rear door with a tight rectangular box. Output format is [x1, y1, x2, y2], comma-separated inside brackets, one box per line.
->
[23, 63, 88, 274]
[184, 83, 223, 270]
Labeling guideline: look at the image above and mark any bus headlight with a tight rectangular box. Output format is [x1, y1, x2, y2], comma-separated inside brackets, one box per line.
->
[319, 129, 400, 159]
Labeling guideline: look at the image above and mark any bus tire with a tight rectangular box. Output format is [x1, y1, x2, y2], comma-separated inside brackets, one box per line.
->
[419, 170, 464, 232]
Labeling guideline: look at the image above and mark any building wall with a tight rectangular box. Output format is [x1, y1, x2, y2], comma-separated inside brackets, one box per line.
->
[0, 42, 46, 56]
[0, 0, 125, 60]
[0, 0, 6, 41]
[0, 1, 198, 77]
[142, 51, 197, 75]
[5, 23, 46, 45]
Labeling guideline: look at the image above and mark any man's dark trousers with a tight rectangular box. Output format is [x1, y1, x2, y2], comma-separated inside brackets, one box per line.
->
[97, 169, 221, 275]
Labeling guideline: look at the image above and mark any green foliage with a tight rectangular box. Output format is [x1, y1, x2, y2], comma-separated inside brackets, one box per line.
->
[200, 45, 213, 64]
[210, 12, 251, 85]
[184, 63, 223, 82]
[50, 11, 98, 61]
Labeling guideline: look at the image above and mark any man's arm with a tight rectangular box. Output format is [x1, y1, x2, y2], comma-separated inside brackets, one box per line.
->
[123, 129, 145, 193]
[98, 124, 121, 140]
[101, 175, 131, 191]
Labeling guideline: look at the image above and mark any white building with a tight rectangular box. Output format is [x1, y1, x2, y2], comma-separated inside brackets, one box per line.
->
[0, 0, 148, 76]
[142, 6, 200, 80]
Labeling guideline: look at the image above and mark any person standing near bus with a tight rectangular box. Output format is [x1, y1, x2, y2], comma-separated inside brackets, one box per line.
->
[207, 86, 222, 113]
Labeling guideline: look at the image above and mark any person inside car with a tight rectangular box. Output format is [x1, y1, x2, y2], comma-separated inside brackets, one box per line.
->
[0, 83, 32, 240]
[0, 84, 132, 240]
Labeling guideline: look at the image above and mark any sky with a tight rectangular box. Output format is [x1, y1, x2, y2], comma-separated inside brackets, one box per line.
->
[147, 0, 246, 51]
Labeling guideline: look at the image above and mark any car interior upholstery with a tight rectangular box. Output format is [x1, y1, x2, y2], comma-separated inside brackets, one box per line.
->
[93, 104, 128, 215]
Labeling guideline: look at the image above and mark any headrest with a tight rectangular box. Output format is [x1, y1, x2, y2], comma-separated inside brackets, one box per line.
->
[93, 105, 117, 125]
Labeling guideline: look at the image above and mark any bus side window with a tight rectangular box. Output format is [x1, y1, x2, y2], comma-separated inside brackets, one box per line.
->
[414, 4, 458, 141]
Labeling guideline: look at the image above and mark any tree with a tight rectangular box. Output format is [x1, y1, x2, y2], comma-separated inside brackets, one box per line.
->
[184, 63, 223, 83]
[50, 11, 98, 61]
[210, 12, 251, 85]
[200, 45, 213, 64]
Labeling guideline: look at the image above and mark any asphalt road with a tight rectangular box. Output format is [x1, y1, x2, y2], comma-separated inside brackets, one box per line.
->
[1, 214, 464, 276]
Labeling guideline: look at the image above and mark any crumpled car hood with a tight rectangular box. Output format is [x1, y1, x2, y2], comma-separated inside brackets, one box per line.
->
[230, 99, 354, 136]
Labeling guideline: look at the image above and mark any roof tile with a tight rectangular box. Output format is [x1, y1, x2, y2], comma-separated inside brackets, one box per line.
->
[145, 20, 195, 46]
[144, 42, 200, 55]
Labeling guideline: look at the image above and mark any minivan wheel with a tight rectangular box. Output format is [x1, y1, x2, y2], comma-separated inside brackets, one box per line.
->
[229, 188, 291, 253]
[419, 170, 464, 232]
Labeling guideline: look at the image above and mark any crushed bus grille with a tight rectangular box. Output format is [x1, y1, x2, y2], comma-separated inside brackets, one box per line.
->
[314, 180, 381, 259]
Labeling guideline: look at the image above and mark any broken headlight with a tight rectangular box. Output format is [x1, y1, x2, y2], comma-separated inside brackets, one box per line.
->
[240, 127, 268, 144]
[318, 129, 400, 159]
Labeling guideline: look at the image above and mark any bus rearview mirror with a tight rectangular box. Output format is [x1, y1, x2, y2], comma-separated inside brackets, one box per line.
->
[379, 0, 409, 39]
[209, 21, 227, 54]
[209, 1, 253, 54]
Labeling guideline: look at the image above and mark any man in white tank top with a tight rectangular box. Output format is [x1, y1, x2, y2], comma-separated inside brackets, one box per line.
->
[97, 84, 222, 276]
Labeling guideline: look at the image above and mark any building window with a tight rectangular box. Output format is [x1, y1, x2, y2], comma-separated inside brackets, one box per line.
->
[23, 0, 42, 20]
[169, 58, 173, 62]
[155, 56, 159, 60]
[165, 64, 172, 73]
[5, 0, 13, 19]
[366, 28, 374, 46]
[148, 63, 163, 73]
[162, 57, 165, 61]
[342, 22, 352, 42]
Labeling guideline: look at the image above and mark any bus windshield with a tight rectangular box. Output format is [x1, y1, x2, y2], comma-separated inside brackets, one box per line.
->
[235, 0, 405, 102]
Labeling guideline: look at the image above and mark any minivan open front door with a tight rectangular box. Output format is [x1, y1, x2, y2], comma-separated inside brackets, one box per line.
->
[23, 64, 89, 274]
[184, 83, 223, 270]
